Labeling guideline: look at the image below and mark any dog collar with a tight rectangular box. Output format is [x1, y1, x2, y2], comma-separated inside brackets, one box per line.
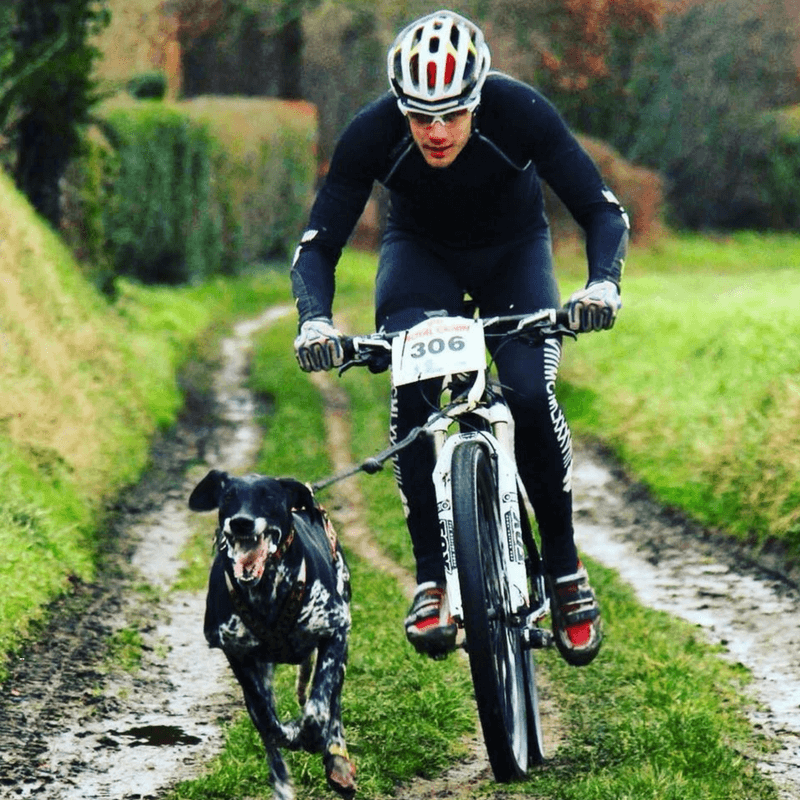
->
[271, 525, 295, 561]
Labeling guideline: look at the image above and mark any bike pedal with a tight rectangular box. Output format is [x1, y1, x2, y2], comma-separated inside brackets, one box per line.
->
[523, 627, 554, 649]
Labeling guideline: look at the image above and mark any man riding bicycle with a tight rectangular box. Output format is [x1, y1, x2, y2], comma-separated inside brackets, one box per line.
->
[292, 9, 628, 667]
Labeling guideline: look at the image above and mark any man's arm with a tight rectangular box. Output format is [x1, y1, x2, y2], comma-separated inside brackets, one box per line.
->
[290, 97, 396, 323]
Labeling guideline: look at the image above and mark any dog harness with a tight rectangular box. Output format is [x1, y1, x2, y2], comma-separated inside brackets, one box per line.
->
[223, 554, 308, 661]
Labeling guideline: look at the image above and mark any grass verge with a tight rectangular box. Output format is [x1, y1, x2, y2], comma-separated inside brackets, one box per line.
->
[0, 163, 292, 675]
[558, 239, 800, 562]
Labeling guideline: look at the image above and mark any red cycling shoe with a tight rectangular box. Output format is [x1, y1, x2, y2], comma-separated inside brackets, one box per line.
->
[548, 562, 603, 667]
[404, 582, 457, 659]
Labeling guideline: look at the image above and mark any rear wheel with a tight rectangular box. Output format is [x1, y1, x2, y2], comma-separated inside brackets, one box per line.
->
[451, 441, 528, 781]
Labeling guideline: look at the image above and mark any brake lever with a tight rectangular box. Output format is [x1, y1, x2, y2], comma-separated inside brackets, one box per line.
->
[542, 323, 578, 340]
[338, 359, 361, 376]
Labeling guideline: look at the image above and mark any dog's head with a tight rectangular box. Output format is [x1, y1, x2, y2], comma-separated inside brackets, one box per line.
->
[189, 470, 316, 585]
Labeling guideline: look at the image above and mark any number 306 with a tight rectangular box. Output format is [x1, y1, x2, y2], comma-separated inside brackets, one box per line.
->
[410, 335, 466, 358]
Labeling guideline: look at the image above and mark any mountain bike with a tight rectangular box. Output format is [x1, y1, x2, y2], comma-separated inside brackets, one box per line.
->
[330, 307, 576, 781]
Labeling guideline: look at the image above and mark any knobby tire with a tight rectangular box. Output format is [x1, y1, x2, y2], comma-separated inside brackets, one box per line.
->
[518, 494, 546, 765]
[451, 441, 529, 781]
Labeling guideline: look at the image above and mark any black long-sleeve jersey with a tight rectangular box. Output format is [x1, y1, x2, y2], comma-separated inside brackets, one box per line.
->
[291, 72, 629, 323]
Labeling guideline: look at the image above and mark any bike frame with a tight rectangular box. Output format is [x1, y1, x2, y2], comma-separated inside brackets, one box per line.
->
[428, 373, 551, 632]
[332, 309, 569, 639]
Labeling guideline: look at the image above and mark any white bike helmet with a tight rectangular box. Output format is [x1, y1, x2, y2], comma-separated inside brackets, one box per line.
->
[388, 10, 491, 114]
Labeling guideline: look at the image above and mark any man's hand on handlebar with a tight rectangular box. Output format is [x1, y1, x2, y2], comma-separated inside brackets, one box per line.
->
[294, 317, 345, 372]
[567, 280, 621, 332]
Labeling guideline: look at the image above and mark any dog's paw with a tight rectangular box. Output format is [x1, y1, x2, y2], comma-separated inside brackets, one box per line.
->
[324, 749, 356, 797]
[279, 719, 302, 748]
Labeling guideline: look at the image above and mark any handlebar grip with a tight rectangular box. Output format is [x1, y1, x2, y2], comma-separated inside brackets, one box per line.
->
[341, 337, 356, 362]
[555, 307, 572, 327]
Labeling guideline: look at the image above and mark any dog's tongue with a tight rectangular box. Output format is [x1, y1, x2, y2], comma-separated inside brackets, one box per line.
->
[234, 547, 266, 582]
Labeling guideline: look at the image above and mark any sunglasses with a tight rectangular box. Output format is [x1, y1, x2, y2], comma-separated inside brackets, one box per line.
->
[406, 108, 471, 127]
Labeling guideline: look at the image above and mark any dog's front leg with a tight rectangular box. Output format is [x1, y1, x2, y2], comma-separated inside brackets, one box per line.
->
[296, 634, 344, 750]
[299, 632, 356, 797]
[226, 656, 299, 748]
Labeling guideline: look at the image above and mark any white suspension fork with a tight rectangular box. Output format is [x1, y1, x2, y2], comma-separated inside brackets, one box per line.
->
[432, 428, 531, 625]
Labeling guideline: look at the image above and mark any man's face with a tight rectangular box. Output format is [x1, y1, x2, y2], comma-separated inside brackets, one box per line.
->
[407, 109, 473, 168]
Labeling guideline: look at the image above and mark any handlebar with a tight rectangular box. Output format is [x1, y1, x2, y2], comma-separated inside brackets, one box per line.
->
[340, 308, 574, 374]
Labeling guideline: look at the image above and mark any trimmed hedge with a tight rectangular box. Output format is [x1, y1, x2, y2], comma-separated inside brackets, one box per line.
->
[65, 96, 317, 288]
[102, 101, 223, 284]
[181, 97, 318, 267]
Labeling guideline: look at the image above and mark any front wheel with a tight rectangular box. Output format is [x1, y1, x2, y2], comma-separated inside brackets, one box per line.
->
[451, 441, 528, 781]
[519, 493, 546, 766]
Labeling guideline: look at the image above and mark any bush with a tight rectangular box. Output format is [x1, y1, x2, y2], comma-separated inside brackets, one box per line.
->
[180, 97, 317, 264]
[616, 0, 798, 232]
[102, 101, 223, 284]
[544, 135, 666, 248]
[65, 96, 317, 288]
[758, 111, 800, 230]
[126, 71, 167, 100]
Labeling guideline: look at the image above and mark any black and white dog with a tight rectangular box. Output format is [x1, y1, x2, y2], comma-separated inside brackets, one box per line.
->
[189, 470, 355, 800]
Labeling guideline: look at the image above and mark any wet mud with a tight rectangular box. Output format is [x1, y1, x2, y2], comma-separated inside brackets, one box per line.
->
[572, 449, 800, 800]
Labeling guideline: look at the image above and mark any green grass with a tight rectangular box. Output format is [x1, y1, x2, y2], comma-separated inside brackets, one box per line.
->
[622, 230, 800, 276]
[325, 260, 416, 573]
[106, 626, 145, 672]
[559, 265, 800, 556]
[0, 163, 293, 673]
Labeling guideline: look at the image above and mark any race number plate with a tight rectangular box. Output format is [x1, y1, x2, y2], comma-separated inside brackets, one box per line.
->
[391, 317, 485, 386]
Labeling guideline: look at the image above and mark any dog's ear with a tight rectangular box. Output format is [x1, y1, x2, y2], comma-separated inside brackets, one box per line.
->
[278, 478, 316, 513]
[189, 470, 229, 511]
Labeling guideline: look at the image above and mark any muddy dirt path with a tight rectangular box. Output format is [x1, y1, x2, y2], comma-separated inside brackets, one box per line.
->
[1, 308, 799, 799]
